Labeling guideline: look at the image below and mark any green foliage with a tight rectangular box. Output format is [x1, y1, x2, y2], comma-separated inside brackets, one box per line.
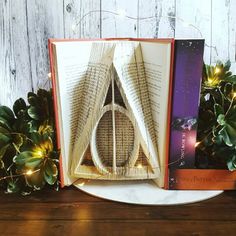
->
[196, 60, 236, 171]
[0, 89, 59, 194]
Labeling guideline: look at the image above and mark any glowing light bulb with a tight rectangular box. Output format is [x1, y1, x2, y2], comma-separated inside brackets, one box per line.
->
[208, 78, 213, 85]
[215, 67, 221, 74]
[117, 9, 126, 19]
[194, 142, 200, 148]
[233, 92, 236, 98]
[36, 150, 44, 157]
[137, 164, 143, 169]
[26, 170, 33, 176]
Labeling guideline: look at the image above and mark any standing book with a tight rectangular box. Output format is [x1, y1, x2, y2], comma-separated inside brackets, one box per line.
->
[48, 38, 235, 190]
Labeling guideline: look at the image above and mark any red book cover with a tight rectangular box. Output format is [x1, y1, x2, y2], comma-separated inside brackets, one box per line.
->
[48, 38, 175, 188]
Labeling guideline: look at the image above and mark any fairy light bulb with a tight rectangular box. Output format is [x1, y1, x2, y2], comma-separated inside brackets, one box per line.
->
[208, 78, 213, 85]
[26, 170, 33, 176]
[233, 92, 236, 98]
[78, 182, 85, 186]
[195, 142, 200, 148]
[215, 67, 221, 74]
[117, 8, 126, 19]
[36, 150, 44, 157]
[137, 164, 143, 169]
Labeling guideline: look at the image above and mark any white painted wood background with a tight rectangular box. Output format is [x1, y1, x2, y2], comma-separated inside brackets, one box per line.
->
[0, 0, 236, 107]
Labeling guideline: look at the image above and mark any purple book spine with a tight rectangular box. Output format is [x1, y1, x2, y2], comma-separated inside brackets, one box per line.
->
[168, 39, 205, 189]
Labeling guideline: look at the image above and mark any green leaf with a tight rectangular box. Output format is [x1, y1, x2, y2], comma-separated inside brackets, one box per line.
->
[227, 155, 236, 171]
[0, 106, 15, 121]
[26, 168, 45, 189]
[224, 122, 236, 145]
[0, 126, 10, 134]
[214, 104, 223, 117]
[13, 134, 24, 149]
[27, 92, 38, 106]
[13, 151, 35, 166]
[28, 106, 40, 120]
[0, 160, 4, 169]
[27, 120, 38, 132]
[30, 132, 42, 144]
[0, 144, 10, 159]
[0, 117, 12, 130]
[224, 75, 236, 83]
[217, 114, 226, 126]
[25, 157, 42, 168]
[223, 60, 231, 71]
[6, 180, 20, 193]
[0, 133, 11, 144]
[218, 126, 233, 146]
[44, 159, 58, 185]
[13, 98, 27, 117]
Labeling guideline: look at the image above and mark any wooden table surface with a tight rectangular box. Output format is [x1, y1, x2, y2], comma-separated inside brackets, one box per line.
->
[0, 186, 235, 236]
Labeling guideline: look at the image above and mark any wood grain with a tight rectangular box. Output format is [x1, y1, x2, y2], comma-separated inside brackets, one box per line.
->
[138, 0, 175, 38]
[211, 0, 229, 63]
[64, 0, 101, 38]
[101, 0, 138, 38]
[175, 0, 212, 64]
[0, 0, 32, 106]
[0, 187, 235, 236]
[26, 0, 64, 90]
[1, 0, 236, 107]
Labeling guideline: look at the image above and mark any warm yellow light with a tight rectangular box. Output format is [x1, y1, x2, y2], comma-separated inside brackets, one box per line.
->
[137, 164, 143, 169]
[35, 150, 44, 157]
[26, 170, 33, 176]
[233, 92, 236, 98]
[207, 78, 214, 85]
[214, 67, 221, 74]
[195, 142, 200, 148]
[78, 182, 85, 187]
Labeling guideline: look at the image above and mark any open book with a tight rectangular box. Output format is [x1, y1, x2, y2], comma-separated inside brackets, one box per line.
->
[49, 38, 210, 189]
[49, 39, 173, 188]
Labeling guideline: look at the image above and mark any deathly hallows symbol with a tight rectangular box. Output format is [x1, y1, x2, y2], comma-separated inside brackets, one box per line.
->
[71, 43, 160, 180]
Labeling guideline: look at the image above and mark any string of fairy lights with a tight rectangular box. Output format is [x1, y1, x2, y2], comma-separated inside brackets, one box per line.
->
[70, 8, 219, 61]
[0, 8, 227, 186]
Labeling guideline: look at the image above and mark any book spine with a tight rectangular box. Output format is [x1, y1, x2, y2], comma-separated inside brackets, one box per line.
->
[48, 39, 65, 188]
[168, 39, 205, 189]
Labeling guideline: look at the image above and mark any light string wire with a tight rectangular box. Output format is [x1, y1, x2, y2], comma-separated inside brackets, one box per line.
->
[0, 9, 220, 186]
[71, 9, 218, 57]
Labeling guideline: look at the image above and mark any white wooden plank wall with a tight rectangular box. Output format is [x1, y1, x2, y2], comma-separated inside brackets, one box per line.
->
[1, 0, 235, 107]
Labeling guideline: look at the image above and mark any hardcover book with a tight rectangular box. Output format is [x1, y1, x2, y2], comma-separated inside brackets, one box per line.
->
[48, 38, 233, 190]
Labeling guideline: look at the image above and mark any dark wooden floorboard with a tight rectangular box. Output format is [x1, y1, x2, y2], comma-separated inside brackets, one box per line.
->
[0, 187, 235, 235]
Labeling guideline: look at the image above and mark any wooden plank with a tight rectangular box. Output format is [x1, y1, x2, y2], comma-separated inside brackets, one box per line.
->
[64, 0, 101, 38]
[26, 0, 64, 90]
[0, 190, 235, 221]
[101, 0, 138, 38]
[0, 220, 235, 236]
[175, 0, 212, 64]
[229, 0, 236, 73]
[0, 186, 235, 204]
[0, 0, 32, 107]
[138, 0, 175, 38]
[211, 0, 229, 64]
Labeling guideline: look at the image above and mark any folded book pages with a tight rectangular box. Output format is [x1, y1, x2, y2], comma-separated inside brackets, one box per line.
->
[50, 39, 172, 188]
